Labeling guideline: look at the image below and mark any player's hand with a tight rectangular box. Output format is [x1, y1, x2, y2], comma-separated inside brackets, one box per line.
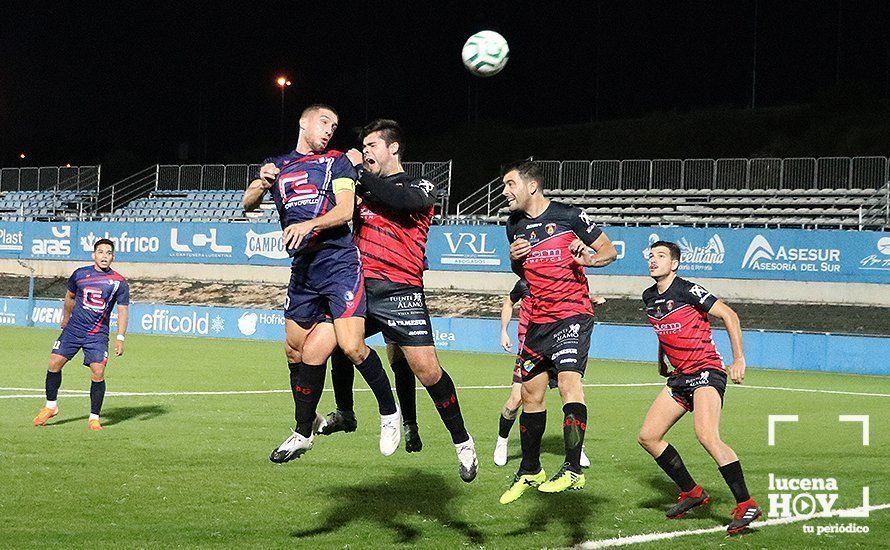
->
[570, 238, 593, 265]
[500, 331, 512, 352]
[510, 238, 531, 261]
[114, 340, 124, 357]
[259, 163, 280, 188]
[346, 148, 363, 167]
[60, 319, 68, 330]
[728, 357, 746, 384]
[283, 221, 316, 250]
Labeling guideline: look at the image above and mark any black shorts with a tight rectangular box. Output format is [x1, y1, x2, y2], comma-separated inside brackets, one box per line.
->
[364, 279, 435, 347]
[517, 314, 594, 382]
[666, 369, 727, 412]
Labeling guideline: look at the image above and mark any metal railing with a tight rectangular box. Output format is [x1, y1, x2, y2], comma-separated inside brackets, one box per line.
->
[455, 156, 890, 219]
[0, 166, 101, 220]
[858, 183, 890, 230]
[102, 161, 453, 217]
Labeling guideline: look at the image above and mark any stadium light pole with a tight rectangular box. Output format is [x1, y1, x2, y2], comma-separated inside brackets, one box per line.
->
[277, 76, 292, 147]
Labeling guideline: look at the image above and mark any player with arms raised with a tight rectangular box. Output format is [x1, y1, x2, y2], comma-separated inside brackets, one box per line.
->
[499, 160, 617, 504]
[638, 241, 761, 534]
[244, 105, 398, 462]
[33, 239, 129, 431]
[321, 119, 478, 480]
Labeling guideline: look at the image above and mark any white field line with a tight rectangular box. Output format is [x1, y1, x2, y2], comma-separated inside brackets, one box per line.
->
[1, 382, 889, 400]
[580, 503, 890, 548]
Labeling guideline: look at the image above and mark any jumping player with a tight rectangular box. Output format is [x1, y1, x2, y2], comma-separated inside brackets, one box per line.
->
[33, 239, 129, 431]
[499, 160, 617, 504]
[321, 119, 478, 481]
[494, 278, 590, 469]
[638, 240, 761, 534]
[243, 104, 400, 462]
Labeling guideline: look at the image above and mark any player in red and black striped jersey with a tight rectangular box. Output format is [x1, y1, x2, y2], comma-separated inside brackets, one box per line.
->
[499, 160, 618, 504]
[321, 119, 478, 482]
[638, 241, 761, 534]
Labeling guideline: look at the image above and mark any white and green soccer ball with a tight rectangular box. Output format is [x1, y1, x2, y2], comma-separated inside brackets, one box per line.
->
[461, 30, 509, 77]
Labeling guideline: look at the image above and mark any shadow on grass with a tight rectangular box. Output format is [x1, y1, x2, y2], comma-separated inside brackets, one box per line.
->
[291, 468, 484, 545]
[504, 490, 606, 547]
[639, 475, 727, 524]
[51, 404, 169, 427]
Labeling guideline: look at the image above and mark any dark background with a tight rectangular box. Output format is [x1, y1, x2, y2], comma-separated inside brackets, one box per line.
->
[3, 1, 890, 190]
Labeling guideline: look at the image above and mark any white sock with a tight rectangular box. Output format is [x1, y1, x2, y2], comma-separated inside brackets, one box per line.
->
[89, 413, 99, 421]
[45, 400, 57, 409]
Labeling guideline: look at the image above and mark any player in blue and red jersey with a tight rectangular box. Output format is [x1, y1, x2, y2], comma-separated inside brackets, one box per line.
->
[638, 241, 761, 534]
[243, 104, 398, 463]
[499, 160, 618, 504]
[33, 239, 130, 431]
[320, 119, 478, 481]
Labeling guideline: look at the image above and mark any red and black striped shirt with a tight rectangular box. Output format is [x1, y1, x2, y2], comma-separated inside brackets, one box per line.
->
[354, 171, 436, 287]
[506, 201, 602, 324]
[643, 276, 725, 375]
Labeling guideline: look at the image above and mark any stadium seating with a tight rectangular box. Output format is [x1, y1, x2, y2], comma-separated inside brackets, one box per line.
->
[471, 187, 886, 229]
[0, 190, 98, 221]
[101, 190, 277, 223]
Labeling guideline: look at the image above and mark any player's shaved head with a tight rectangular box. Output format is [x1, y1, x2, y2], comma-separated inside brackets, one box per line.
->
[300, 103, 338, 120]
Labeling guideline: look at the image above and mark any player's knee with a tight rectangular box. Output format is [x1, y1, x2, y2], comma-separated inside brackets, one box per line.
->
[637, 431, 658, 451]
[557, 376, 583, 400]
[340, 342, 367, 365]
[284, 347, 301, 364]
[414, 363, 441, 386]
[695, 430, 721, 450]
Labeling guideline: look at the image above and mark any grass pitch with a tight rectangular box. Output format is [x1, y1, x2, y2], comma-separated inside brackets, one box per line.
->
[1, 326, 888, 549]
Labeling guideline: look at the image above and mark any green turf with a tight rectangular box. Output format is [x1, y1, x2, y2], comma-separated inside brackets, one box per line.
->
[0, 326, 888, 549]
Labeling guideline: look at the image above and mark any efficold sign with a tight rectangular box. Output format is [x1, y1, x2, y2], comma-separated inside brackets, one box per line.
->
[741, 234, 841, 274]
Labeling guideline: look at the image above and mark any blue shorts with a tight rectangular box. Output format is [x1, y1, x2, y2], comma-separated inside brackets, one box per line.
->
[285, 246, 367, 324]
[52, 331, 109, 366]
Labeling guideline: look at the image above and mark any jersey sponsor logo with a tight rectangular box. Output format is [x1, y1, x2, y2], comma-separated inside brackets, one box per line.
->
[386, 318, 428, 327]
[80, 231, 160, 254]
[653, 322, 682, 334]
[526, 248, 562, 263]
[408, 330, 429, 336]
[687, 284, 712, 304]
[742, 234, 841, 273]
[170, 228, 232, 257]
[416, 178, 435, 194]
[553, 323, 582, 342]
[545, 223, 556, 235]
[31, 225, 71, 256]
[82, 287, 107, 312]
[859, 236, 890, 271]
[0, 228, 24, 252]
[578, 211, 597, 233]
[552, 347, 578, 358]
[441, 231, 500, 266]
[244, 229, 288, 259]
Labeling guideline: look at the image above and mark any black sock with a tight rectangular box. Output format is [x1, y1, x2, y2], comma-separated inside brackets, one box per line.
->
[425, 369, 469, 444]
[355, 349, 397, 416]
[519, 410, 546, 474]
[719, 460, 751, 503]
[563, 402, 587, 473]
[293, 362, 326, 437]
[288, 361, 302, 423]
[655, 444, 697, 492]
[90, 380, 106, 416]
[391, 358, 417, 425]
[330, 349, 355, 413]
[498, 413, 517, 439]
[45, 370, 62, 401]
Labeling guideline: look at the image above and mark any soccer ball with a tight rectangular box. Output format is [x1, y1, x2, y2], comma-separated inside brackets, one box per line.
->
[461, 31, 509, 77]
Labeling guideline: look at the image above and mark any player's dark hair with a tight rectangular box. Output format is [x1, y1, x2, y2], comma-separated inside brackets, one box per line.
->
[360, 119, 405, 157]
[650, 241, 681, 265]
[94, 238, 115, 252]
[501, 160, 545, 188]
[301, 103, 339, 120]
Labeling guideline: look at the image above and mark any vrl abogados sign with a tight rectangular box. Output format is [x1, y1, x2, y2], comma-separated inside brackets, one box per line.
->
[439, 230, 502, 266]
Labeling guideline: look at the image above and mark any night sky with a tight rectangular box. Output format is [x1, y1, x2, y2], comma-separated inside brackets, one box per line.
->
[3, 1, 889, 170]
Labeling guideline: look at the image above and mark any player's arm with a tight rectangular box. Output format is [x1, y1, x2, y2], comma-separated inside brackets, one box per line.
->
[282, 187, 356, 249]
[243, 163, 279, 211]
[500, 296, 516, 352]
[657, 344, 670, 377]
[60, 290, 75, 329]
[566, 209, 617, 267]
[114, 305, 129, 356]
[709, 300, 746, 384]
[356, 172, 435, 211]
